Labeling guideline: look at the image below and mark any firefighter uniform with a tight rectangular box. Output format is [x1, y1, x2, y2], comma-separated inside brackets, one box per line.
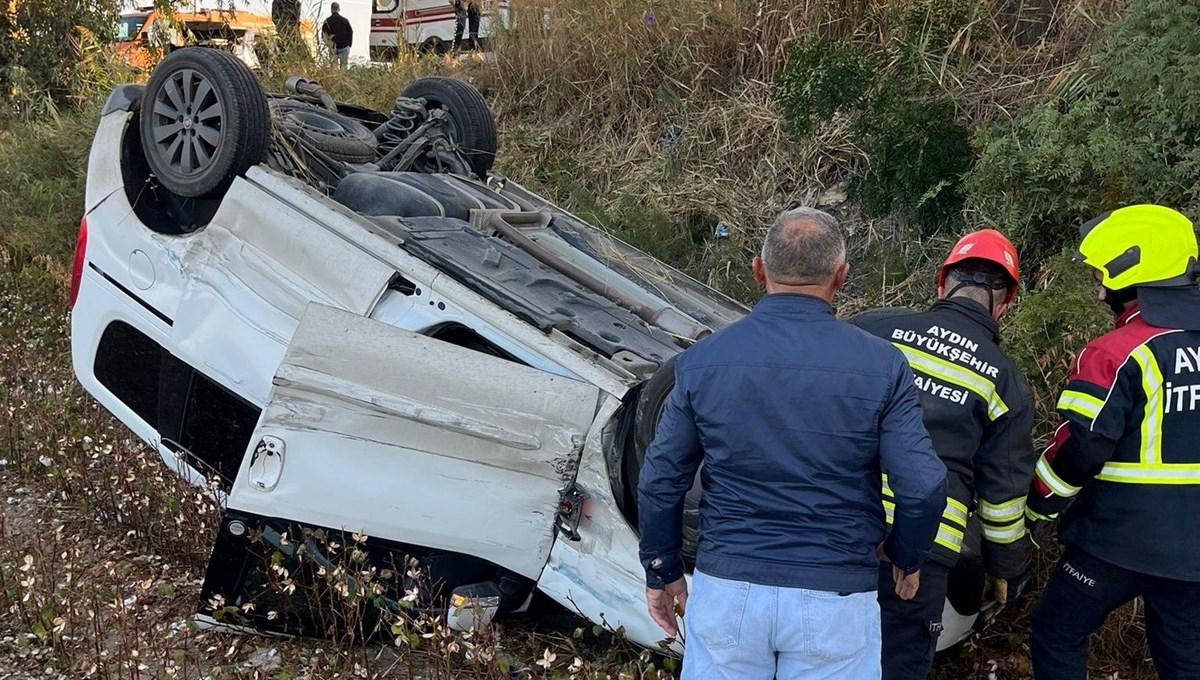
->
[1028, 204, 1200, 680]
[852, 230, 1037, 680]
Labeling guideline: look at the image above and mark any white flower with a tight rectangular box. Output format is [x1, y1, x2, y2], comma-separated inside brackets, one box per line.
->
[536, 648, 557, 669]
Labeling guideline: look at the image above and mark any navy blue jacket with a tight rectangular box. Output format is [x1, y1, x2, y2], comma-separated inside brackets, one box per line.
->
[638, 294, 947, 592]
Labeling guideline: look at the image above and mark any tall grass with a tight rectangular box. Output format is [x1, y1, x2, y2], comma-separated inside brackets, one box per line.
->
[476, 0, 1128, 303]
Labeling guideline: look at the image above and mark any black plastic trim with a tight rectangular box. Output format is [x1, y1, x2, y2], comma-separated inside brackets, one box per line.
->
[89, 262, 173, 326]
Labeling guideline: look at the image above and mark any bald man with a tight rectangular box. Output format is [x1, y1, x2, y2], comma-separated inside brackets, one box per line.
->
[638, 207, 947, 679]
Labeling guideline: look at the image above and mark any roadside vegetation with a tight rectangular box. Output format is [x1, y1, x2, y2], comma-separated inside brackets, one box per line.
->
[2, 0, 1195, 676]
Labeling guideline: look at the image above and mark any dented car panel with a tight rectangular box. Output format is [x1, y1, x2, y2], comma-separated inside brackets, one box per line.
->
[228, 304, 602, 579]
[169, 181, 394, 404]
[537, 395, 686, 654]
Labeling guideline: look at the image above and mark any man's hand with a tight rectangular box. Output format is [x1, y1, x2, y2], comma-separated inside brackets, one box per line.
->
[893, 566, 920, 601]
[645, 577, 688, 637]
[979, 575, 1009, 625]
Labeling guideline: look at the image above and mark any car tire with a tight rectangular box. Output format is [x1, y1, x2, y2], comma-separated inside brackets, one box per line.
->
[269, 99, 379, 164]
[628, 354, 703, 568]
[400, 76, 497, 178]
[139, 47, 270, 199]
[421, 36, 446, 55]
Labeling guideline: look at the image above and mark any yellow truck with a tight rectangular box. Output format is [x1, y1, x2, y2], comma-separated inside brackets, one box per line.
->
[111, 5, 316, 71]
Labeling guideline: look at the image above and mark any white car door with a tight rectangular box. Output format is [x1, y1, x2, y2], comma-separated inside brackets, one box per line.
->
[221, 302, 603, 580]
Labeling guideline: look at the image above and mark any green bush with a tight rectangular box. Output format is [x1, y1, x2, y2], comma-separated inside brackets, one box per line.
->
[772, 38, 877, 138]
[901, 0, 981, 53]
[1, 0, 121, 117]
[966, 0, 1200, 259]
[772, 1, 978, 235]
[852, 90, 971, 235]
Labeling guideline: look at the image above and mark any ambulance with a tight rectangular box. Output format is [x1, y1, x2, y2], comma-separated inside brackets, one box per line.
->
[369, 0, 509, 58]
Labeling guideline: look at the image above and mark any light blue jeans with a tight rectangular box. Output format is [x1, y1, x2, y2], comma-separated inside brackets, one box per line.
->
[682, 569, 882, 680]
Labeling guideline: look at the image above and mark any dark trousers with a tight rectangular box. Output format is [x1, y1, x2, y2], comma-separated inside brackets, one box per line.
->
[453, 9, 480, 51]
[878, 561, 950, 680]
[1030, 547, 1200, 680]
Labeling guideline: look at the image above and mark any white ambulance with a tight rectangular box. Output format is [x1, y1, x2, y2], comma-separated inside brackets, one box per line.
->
[369, 0, 510, 58]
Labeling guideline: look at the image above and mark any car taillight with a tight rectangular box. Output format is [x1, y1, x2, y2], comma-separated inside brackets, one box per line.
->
[69, 217, 88, 309]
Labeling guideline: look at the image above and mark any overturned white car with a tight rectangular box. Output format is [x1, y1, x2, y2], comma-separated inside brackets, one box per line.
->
[70, 47, 995, 652]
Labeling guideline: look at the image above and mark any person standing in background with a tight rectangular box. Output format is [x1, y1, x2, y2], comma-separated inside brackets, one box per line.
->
[271, 0, 308, 59]
[638, 207, 947, 679]
[452, 0, 481, 54]
[321, 2, 353, 68]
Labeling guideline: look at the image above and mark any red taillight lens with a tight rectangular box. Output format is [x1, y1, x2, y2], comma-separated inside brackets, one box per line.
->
[69, 217, 88, 309]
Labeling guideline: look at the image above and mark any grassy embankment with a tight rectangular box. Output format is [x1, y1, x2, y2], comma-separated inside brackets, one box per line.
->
[0, 0, 1173, 677]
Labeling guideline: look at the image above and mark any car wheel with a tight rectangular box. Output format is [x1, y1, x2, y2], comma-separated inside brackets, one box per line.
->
[627, 354, 703, 568]
[269, 99, 379, 164]
[139, 47, 270, 199]
[400, 76, 497, 178]
[421, 36, 446, 55]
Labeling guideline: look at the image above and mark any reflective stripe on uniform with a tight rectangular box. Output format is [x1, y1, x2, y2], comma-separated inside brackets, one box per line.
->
[981, 519, 1026, 544]
[935, 524, 964, 553]
[1036, 455, 1081, 498]
[882, 498, 965, 553]
[1057, 389, 1104, 422]
[1097, 462, 1200, 485]
[1131, 345, 1164, 466]
[881, 479, 965, 527]
[894, 345, 1009, 420]
[944, 498, 968, 528]
[978, 497, 1025, 523]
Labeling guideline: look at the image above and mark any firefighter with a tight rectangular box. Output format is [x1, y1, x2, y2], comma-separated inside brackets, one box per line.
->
[1027, 204, 1200, 680]
[851, 230, 1037, 680]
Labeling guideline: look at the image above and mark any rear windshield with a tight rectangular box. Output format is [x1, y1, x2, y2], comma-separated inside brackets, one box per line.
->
[115, 15, 149, 41]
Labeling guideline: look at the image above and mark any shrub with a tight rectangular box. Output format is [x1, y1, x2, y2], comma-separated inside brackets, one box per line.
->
[852, 89, 972, 235]
[966, 0, 1200, 260]
[773, 38, 878, 138]
[772, 0, 980, 236]
[1, 0, 122, 118]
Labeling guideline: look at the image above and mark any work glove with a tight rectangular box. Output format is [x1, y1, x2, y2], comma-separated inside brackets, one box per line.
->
[1024, 506, 1058, 550]
[979, 575, 1009, 626]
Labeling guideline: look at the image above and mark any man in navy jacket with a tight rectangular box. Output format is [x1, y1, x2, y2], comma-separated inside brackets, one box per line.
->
[638, 207, 947, 679]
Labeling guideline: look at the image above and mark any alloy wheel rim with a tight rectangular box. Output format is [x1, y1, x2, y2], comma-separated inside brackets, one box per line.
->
[150, 68, 223, 176]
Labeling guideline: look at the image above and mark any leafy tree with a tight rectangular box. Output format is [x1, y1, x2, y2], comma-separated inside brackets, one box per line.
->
[966, 0, 1200, 259]
[1, 0, 121, 117]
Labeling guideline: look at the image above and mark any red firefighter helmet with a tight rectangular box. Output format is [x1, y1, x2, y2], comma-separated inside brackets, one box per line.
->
[937, 229, 1021, 305]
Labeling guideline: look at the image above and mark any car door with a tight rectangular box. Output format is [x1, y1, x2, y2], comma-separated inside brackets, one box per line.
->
[200, 302, 604, 633]
[200, 302, 602, 622]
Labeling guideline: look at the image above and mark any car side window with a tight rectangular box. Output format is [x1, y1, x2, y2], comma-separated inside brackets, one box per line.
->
[94, 321, 162, 427]
[94, 322, 260, 489]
